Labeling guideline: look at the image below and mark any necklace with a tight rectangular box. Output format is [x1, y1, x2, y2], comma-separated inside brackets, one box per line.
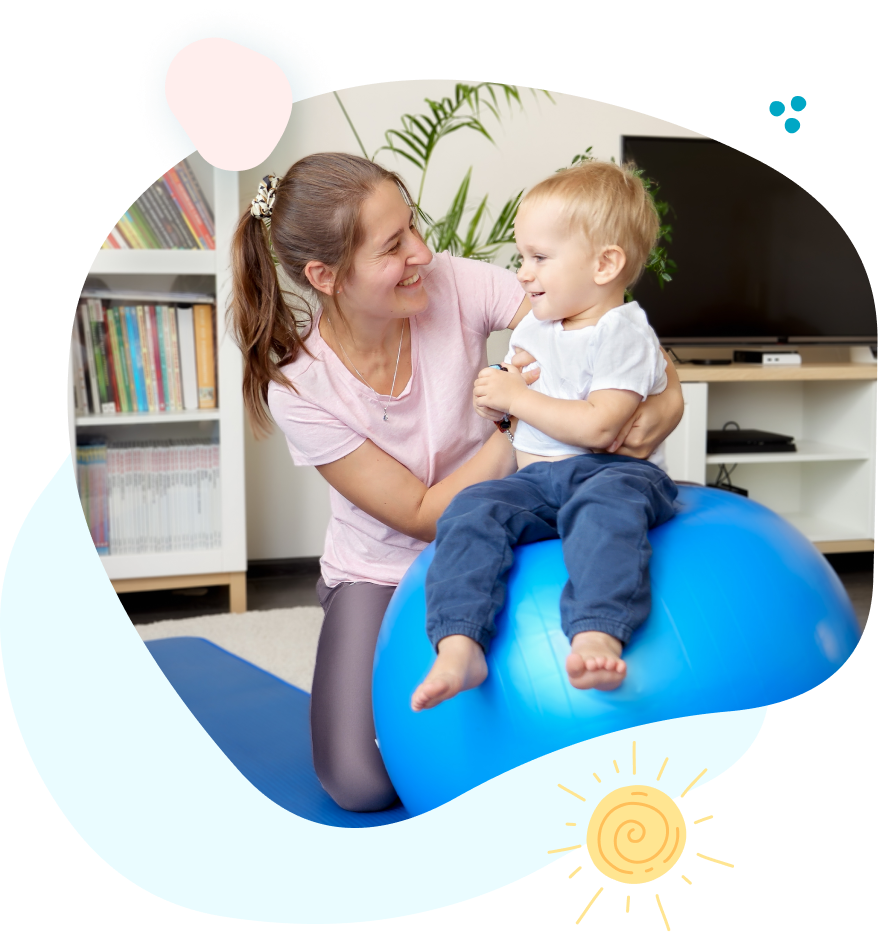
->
[326, 315, 406, 422]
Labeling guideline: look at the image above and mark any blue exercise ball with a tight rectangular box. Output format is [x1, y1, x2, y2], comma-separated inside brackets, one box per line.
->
[372, 485, 861, 816]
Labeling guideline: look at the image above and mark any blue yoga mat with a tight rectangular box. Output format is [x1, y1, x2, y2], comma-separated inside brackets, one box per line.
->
[145, 636, 410, 828]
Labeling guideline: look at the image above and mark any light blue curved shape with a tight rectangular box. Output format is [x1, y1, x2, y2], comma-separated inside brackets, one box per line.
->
[375, 485, 858, 815]
[1, 460, 765, 923]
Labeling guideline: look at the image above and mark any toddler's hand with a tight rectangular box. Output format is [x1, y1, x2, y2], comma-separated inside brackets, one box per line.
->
[473, 396, 506, 421]
[474, 364, 529, 415]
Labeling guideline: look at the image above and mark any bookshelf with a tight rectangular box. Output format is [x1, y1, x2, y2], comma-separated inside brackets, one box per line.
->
[664, 361, 876, 554]
[69, 157, 247, 611]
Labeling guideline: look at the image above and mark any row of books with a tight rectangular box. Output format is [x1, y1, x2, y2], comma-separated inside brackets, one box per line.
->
[72, 296, 217, 416]
[77, 441, 222, 555]
[102, 158, 216, 250]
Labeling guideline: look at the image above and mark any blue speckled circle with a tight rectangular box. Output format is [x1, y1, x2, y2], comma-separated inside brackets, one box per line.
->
[137, 10, 332, 167]
[791, 96, 807, 112]
[785, 118, 801, 134]
[770, 100, 785, 116]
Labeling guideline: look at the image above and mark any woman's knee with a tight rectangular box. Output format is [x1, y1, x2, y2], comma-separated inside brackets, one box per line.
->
[314, 754, 398, 811]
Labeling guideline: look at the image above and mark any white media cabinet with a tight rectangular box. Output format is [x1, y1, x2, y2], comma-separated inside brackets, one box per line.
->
[663, 360, 877, 553]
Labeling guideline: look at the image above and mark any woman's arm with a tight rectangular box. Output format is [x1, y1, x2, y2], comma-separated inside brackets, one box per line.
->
[316, 429, 517, 544]
[607, 350, 685, 457]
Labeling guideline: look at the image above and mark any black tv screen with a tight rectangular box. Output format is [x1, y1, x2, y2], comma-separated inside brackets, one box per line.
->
[622, 136, 876, 343]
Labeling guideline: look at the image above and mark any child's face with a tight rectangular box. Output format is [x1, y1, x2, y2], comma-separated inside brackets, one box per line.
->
[514, 199, 601, 323]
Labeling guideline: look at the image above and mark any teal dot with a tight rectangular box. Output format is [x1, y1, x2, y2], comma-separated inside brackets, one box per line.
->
[769, 100, 785, 116]
[791, 96, 807, 112]
[785, 118, 801, 133]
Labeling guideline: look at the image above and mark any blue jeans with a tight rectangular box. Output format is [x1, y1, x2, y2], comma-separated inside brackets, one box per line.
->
[425, 454, 679, 651]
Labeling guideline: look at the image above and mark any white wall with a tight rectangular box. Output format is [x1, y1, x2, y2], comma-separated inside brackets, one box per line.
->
[241, 81, 702, 561]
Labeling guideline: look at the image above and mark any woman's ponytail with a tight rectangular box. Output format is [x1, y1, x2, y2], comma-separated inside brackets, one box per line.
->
[227, 153, 416, 436]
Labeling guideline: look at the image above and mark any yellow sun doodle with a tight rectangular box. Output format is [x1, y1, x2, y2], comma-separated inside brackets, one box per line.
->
[586, 785, 686, 884]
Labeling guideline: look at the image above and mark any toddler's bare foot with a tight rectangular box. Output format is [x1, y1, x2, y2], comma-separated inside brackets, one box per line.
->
[566, 631, 626, 691]
[411, 635, 488, 711]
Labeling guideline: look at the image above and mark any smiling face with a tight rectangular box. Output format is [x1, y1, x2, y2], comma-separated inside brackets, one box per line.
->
[339, 180, 433, 323]
[514, 198, 605, 324]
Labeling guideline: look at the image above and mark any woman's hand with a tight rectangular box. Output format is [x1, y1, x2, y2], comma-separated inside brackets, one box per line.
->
[606, 350, 684, 457]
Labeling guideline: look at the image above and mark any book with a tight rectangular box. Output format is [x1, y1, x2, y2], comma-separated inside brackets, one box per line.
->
[166, 166, 215, 249]
[167, 307, 184, 412]
[78, 301, 100, 414]
[193, 304, 216, 408]
[101, 304, 122, 414]
[176, 306, 199, 410]
[106, 307, 131, 413]
[88, 299, 116, 414]
[124, 306, 148, 412]
[177, 160, 216, 240]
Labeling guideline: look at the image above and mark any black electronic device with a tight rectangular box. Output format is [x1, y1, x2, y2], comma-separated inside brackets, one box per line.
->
[622, 136, 877, 345]
[706, 429, 797, 455]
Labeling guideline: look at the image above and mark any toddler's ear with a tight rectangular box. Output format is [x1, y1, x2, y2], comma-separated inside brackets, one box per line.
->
[594, 245, 627, 285]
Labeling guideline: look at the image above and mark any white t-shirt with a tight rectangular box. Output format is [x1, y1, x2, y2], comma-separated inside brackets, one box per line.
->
[267, 252, 524, 587]
[504, 301, 668, 466]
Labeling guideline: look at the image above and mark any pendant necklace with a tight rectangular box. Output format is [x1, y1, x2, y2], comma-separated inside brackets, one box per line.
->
[326, 315, 406, 422]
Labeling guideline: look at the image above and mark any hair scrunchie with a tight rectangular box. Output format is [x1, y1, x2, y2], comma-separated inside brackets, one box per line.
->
[250, 174, 279, 221]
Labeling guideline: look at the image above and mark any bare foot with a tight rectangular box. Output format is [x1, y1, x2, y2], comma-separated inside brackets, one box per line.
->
[566, 631, 627, 691]
[411, 635, 488, 711]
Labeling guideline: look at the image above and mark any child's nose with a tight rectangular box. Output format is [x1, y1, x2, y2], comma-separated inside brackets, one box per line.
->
[517, 263, 532, 283]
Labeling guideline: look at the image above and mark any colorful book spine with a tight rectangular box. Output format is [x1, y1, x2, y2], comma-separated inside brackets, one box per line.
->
[152, 180, 198, 248]
[101, 305, 121, 413]
[121, 212, 149, 249]
[147, 305, 166, 412]
[106, 307, 130, 413]
[162, 172, 205, 249]
[176, 306, 198, 410]
[135, 305, 155, 411]
[125, 306, 148, 412]
[167, 307, 184, 412]
[88, 299, 116, 414]
[79, 301, 99, 414]
[193, 304, 217, 408]
[176, 160, 216, 243]
[137, 187, 174, 248]
[128, 202, 162, 249]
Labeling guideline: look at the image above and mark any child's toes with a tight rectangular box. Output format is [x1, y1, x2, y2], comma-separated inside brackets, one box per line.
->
[565, 652, 586, 677]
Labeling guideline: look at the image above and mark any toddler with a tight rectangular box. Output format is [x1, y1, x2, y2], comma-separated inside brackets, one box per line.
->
[411, 160, 679, 711]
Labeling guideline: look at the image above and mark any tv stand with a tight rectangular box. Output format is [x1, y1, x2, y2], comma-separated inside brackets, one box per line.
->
[664, 359, 876, 553]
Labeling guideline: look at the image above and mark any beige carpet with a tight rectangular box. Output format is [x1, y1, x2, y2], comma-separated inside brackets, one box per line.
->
[137, 607, 323, 692]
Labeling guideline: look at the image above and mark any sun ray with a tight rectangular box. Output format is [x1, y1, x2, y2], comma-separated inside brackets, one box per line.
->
[656, 894, 670, 931]
[548, 845, 582, 854]
[593, 773, 601, 783]
[569, 866, 582, 879]
[575, 888, 604, 924]
[681, 875, 692, 885]
[693, 815, 713, 824]
[656, 757, 668, 781]
[632, 741, 636, 775]
[558, 783, 586, 801]
[613, 760, 620, 773]
[697, 853, 734, 868]
[680, 768, 707, 797]
[626, 896, 630, 913]
[566, 822, 577, 826]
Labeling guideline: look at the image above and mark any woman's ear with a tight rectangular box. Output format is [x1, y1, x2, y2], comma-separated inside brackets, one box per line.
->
[304, 260, 337, 297]
[594, 245, 627, 286]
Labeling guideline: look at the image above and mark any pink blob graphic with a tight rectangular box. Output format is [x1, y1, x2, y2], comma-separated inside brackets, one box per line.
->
[166, 39, 292, 171]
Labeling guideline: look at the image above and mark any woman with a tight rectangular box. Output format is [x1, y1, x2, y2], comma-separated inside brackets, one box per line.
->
[229, 153, 684, 812]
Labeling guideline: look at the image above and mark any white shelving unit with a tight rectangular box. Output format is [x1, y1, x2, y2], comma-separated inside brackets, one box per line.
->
[664, 361, 876, 554]
[70, 158, 248, 610]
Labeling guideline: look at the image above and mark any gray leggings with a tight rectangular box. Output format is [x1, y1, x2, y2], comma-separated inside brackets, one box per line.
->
[312, 578, 399, 811]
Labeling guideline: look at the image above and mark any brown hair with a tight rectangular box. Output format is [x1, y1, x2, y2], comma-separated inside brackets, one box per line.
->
[228, 152, 415, 435]
[521, 160, 659, 288]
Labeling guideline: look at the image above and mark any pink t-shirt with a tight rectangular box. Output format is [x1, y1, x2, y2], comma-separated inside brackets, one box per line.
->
[267, 252, 524, 587]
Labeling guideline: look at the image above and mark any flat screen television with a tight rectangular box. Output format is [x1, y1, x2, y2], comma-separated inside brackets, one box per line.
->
[622, 136, 876, 344]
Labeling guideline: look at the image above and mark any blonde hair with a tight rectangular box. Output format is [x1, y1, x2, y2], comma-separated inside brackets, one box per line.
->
[521, 160, 659, 287]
